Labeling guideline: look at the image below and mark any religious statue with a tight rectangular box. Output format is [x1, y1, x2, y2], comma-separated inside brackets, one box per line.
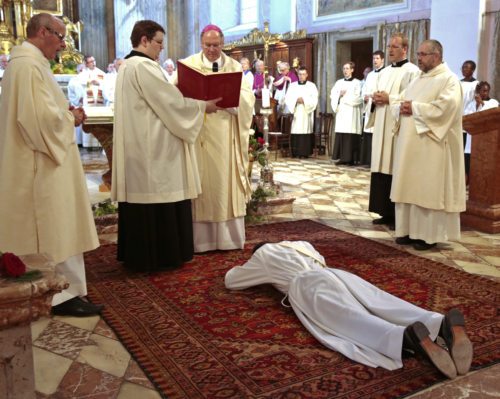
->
[59, 16, 83, 65]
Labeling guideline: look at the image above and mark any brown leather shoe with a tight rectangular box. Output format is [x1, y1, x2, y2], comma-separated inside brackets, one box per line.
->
[405, 321, 457, 379]
[440, 309, 473, 375]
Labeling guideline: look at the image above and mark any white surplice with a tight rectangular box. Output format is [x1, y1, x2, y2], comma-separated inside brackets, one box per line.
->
[225, 241, 443, 370]
[285, 81, 318, 134]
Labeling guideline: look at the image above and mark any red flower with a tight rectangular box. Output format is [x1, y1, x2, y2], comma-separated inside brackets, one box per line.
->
[257, 137, 265, 145]
[0, 252, 27, 278]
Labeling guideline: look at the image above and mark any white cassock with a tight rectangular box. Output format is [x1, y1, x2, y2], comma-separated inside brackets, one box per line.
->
[330, 78, 363, 134]
[102, 71, 117, 106]
[162, 69, 177, 84]
[460, 79, 478, 155]
[285, 81, 319, 133]
[463, 97, 498, 153]
[361, 69, 380, 133]
[225, 241, 443, 370]
[67, 74, 86, 145]
[243, 70, 254, 89]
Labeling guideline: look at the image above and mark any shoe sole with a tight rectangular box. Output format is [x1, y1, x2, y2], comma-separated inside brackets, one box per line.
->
[446, 309, 473, 375]
[411, 322, 457, 379]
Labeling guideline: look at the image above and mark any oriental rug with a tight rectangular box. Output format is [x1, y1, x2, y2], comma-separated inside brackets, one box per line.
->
[85, 220, 500, 399]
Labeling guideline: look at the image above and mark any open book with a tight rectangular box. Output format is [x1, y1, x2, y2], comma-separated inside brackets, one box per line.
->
[177, 60, 242, 108]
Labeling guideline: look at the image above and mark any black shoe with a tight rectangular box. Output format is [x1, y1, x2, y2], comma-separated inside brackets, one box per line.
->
[440, 309, 473, 375]
[405, 321, 457, 379]
[372, 216, 394, 225]
[52, 297, 104, 317]
[395, 235, 418, 245]
[413, 241, 437, 251]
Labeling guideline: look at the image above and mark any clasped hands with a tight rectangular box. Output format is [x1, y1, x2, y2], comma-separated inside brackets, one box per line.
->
[70, 105, 86, 127]
[399, 100, 413, 116]
[372, 91, 389, 105]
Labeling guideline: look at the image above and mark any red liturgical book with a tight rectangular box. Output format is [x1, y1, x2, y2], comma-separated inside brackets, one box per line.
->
[177, 60, 242, 108]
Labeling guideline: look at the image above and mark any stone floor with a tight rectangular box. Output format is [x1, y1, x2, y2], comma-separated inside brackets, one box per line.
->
[32, 149, 500, 398]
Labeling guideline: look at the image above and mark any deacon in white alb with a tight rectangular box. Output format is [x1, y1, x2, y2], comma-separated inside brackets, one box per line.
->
[284, 67, 318, 158]
[391, 40, 466, 250]
[225, 241, 472, 377]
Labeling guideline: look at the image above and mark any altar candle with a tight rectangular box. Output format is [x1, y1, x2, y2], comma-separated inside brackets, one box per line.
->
[262, 87, 270, 108]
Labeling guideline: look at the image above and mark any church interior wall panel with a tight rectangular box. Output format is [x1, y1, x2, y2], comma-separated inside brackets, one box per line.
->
[78, 0, 109, 70]
[113, 0, 167, 61]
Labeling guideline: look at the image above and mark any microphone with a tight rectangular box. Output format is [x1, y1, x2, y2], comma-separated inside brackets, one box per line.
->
[212, 62, 218, 72]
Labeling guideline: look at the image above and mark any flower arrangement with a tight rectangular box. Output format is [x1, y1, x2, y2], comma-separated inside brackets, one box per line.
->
[249, 135, 267, 167]
[0, 251, 42, 281]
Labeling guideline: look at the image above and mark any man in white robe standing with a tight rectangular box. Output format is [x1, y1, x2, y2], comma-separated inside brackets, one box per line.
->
[112, 20, 221, 272]
[331, 62, 363, 165]
[359, 50, 385, 166]
[284, 67, 318, 158]
[0, 13, 101, 316]
[367, 33, 419, 228]
[225, 241, 472, 377]
[180, 24, 255, 252]
[391, 39, 466, 251]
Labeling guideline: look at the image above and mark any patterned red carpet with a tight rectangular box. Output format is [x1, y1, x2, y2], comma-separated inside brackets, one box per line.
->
[86, 220, 500, 399]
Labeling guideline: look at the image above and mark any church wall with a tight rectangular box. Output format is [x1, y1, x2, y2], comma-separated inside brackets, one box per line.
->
[78, 0, 109, 70]
[113, 0, 167, 61]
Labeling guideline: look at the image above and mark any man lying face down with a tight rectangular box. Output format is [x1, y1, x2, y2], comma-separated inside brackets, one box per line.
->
[225, 240, 473, 378]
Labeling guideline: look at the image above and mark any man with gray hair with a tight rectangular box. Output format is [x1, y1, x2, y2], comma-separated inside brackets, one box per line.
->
[391, 39, 466, 250]
[162, 57, 176, 83]
[0, 13, 101, 316]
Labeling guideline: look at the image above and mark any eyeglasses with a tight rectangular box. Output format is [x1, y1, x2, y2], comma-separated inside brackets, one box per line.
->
[151, 38, 164, 45]
[416, 52, 435, 57]
[45, 26, 65, 41]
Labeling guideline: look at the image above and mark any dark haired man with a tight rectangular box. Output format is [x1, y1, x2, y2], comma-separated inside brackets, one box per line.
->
[112, 20, 221, 272]
[331, 61, 363, 165]
[225, 241, 472, 377]
[359, 50, 385, 166]
[0, 13, 102, 316]
[284, 67, 318, 158]
[367, 33, 419, 229]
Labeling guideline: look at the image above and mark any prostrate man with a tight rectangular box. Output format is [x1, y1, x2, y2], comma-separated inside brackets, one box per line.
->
[180, 24, 255, 252]
[391, 40, 466, 251]
[112, 20, 221, 272]
[284, 67, 318, 158]
[225, 241, 472, 377]
[0, 13, 101, 316]
[359, 50, 385, 166]
[331, 61, 363, 165]
[367, 33, 419, 228]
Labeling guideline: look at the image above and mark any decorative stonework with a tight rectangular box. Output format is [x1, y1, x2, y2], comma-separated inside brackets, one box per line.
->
[0, 254, 68, 329]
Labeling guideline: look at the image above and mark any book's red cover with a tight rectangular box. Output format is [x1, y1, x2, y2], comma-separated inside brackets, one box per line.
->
[177, 61, 242, 108]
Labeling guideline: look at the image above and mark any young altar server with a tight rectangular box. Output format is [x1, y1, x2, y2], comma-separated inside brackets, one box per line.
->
[284, 67, 318, 158]
[225, 241, 473, 378]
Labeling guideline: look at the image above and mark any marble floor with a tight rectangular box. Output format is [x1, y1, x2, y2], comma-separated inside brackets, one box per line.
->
[32, 149, 500, 398]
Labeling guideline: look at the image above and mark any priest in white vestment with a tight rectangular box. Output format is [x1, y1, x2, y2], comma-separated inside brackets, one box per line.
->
[366, 34, 420, 228]
[391, 40, 466, 251]
[225, 241, 471, 378]
[179, 24, 254, 252]
[459, 60, 478, 161]
[0, 13, 101, 316]
[330, 62, 363, 164]
[284, 67, 318, 158]
[162, 58, 177, 83]
[112, 20, 221, 272]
